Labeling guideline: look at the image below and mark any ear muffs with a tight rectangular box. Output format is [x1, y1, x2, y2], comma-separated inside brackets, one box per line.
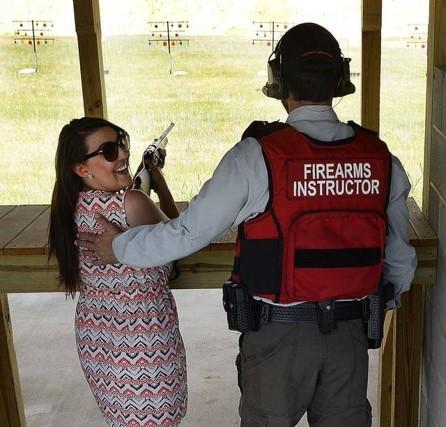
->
[262, 39, 289, 100]
[334, 57, 356, 97]
[262, 48, 356, 100]
[262, 53, 288, 100]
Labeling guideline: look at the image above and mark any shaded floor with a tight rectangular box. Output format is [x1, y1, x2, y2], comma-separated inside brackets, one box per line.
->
[8, 290, 379, 427]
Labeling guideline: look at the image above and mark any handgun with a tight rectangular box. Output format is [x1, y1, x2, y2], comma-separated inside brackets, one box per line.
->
[133, 122, 175, 194]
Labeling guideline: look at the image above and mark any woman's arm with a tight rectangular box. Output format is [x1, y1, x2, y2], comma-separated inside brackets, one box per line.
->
[145, 156, 180, 219]
[151, 173, 179, 219]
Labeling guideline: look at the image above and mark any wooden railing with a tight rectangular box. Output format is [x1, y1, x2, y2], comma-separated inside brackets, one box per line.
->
[0, 199, 437, 427]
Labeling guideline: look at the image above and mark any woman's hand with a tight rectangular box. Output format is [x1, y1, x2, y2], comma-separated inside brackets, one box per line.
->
[152, 147, 166, 169]
[144, 149, 179, 219]
[133, 148, 167, 192]
[144, 150, 168, 195]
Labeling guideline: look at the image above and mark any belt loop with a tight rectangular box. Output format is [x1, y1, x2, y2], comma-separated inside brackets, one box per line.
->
[316, 300, 336, 334]
[260, 303, 272, 325]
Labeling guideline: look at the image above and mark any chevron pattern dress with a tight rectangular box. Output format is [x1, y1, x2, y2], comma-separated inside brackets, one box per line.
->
[74, 190, 187, 427]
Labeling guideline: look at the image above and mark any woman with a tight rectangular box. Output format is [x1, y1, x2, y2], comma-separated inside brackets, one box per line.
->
[48, 117, 187, 427]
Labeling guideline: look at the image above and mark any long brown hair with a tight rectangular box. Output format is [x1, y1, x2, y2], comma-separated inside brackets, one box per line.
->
[48, 117, 126, 297]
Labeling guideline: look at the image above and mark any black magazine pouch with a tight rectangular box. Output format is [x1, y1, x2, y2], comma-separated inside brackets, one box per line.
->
[365, 292, 388, 349]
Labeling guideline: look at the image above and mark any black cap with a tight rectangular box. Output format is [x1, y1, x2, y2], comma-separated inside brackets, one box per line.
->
[278, 23, 342, 79]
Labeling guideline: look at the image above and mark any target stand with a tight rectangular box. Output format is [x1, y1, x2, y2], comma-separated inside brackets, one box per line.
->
[13, 20, 54, 74]
[148, 20, 189, 75]
[252, 21, 293, 53]
[406, 24, 427, 49]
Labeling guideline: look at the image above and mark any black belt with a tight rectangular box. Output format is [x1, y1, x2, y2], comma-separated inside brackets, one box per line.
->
[261, 300, 366, 325]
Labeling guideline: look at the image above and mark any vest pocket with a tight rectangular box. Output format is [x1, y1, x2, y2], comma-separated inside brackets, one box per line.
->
[240, 238, 282, 295]
[288, 211, 386, 301]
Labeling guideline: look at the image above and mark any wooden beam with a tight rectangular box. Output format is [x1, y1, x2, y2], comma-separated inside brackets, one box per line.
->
[0, 250, 235, 293]
[0, 294, 26, 427]
[73, 0, 107, 118]
[423, 0, 446, 214]
[361, 0, 382, 133]
[0, 198, 437, 292]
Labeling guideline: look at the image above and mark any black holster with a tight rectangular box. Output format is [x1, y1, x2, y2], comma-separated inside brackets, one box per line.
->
[222, 281, 262, 333]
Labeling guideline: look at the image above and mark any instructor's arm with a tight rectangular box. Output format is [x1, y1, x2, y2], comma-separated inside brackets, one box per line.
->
[78, 140, 267, 268]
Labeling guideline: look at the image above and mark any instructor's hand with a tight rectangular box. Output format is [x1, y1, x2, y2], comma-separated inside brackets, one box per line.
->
[77, 216, 120, 265]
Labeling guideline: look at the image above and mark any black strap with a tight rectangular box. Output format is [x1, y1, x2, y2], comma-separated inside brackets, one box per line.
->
[347, 120, 378, 136]
[232, 256, 240, 276]
[242, 120, 290, 140]
[262, 300, 365, 324]
[295, 247, 381, 268]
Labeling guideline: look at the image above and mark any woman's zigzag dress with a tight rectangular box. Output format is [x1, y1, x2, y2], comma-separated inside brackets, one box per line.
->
[74, 190, 187, 427]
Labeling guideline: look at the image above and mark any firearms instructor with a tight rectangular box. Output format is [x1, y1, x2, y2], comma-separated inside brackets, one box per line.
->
[79, 23, 416, 427]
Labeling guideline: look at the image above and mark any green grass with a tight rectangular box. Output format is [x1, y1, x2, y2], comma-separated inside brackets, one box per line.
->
[0, 35, 427, 205]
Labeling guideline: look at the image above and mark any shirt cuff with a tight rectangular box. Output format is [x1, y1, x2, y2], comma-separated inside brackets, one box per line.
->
[385, 294, 401, 310]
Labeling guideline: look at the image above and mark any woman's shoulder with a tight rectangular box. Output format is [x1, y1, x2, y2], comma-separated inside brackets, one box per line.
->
[123, 188, 154, 211]
[123, 189, 167, 227]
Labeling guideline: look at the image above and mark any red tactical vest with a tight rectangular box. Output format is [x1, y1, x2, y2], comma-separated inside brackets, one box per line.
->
[232, 121, 391, 304]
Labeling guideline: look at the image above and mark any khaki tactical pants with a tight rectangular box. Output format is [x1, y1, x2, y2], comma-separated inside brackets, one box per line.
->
[238, 319, 372, 427]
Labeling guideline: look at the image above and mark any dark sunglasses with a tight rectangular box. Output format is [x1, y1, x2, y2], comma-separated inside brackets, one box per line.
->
[83, 131, 130, 162]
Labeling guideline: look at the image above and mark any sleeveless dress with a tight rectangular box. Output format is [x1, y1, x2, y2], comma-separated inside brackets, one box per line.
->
[74, 190, 187, 427]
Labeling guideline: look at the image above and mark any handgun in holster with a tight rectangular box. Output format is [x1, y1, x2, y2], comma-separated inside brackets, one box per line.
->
[222, 281, 262, 333]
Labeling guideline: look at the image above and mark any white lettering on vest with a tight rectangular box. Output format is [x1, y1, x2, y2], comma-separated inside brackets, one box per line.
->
[292, 162, 381, 197]
[344, 163, 353, 178]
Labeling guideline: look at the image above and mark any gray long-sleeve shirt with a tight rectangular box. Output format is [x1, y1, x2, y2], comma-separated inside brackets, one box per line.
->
[114, 106, 417, 308]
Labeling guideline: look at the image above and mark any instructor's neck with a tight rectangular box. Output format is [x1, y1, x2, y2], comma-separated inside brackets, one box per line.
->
[284, 98, 333, 114]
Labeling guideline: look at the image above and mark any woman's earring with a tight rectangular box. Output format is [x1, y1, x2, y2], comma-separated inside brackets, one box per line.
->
[86, 173, 94, 179]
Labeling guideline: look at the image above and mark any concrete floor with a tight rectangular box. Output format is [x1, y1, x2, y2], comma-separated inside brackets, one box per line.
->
[8, 290, 379, 427]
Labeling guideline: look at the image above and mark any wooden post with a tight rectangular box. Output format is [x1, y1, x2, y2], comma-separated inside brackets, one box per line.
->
[423, 0, 446, 213]
[394, 286, 426, 427]
[379, 311, 396, 427]
[73, 0, 107, 118]
[0, 294, 26, 427]
[361, 0, 382, 133]
[379, 288, 427, 427]
[379, 198, 437, 427]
